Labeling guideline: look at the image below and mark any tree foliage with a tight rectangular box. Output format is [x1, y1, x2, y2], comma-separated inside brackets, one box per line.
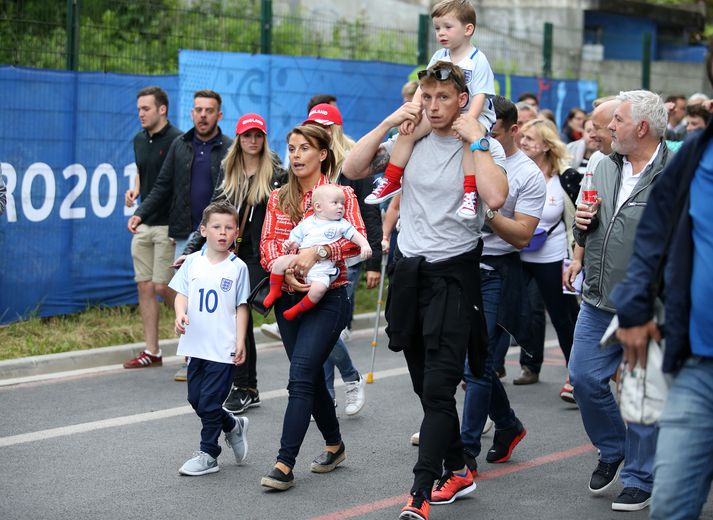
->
[0, 0, 418, 73]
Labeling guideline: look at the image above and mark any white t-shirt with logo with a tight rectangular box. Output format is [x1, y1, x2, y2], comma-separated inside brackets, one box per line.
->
[289, 215, 356, 249]
[169, 251, 251, 364]
[482, 150, 546, 257]
[428, 46, 496, 130]
[520, 175, 567, 264]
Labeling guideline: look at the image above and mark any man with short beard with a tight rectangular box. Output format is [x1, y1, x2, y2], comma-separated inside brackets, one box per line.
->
[567, 90, 669, 512]
[126, 90, 232, 371]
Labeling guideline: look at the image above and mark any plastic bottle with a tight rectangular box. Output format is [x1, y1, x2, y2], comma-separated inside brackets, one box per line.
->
[581, 171, 597, 205]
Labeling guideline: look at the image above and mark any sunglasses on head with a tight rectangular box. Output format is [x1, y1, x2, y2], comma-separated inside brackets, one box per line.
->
[417, 67, 466, 91]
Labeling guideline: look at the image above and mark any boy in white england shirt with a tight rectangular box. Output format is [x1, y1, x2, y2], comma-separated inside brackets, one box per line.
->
[169, 202, 251, 476]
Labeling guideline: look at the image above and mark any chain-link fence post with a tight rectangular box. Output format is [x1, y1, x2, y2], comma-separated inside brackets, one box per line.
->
[542, 22, 553, 78]
[417, 14, 429, 65]
[260, 0, 272, 55]
[642, 32, 651, 90]
[65, 0, 80, 70]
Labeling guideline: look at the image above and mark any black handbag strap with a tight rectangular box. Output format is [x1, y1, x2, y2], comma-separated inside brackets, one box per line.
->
[546, 216, 563, 236]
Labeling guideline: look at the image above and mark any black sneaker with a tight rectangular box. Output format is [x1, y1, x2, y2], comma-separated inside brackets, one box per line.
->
[260, 466, 294, 491]
[247, 387, 261, 408]
[588, 457, 624, 495]
[611, 487, 651, 512]
[486, 418, 526, 463]
[310, 442, 345, 473]
[223, 386, 252, 414]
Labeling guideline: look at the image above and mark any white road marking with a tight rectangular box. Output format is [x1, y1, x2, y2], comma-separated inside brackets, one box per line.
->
[0, 366, 410, 448]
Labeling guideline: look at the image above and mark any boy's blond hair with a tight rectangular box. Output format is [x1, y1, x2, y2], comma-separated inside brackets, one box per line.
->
[431, 0, 476, 27]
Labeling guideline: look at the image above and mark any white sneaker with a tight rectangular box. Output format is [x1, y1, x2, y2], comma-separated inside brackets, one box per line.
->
[225, 416, 249, 463]
[456, 191, 478, 219]
[344, 374, 365, 416]
[179, 451, 219, 476]
[410, 431, 419, 446]
[482, 416, 494, 435]
[260, 322, 281, 341]
[340, 328, 352, 342]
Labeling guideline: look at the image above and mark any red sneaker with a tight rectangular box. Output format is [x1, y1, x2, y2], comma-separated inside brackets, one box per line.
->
[123, 350, 162, 369]
[400, 494, 430, 520]
[456, 191, 478, 219]
[365, 177, 401, 205]
[560, 380, 576, 404]
[431, 470, 477, 505]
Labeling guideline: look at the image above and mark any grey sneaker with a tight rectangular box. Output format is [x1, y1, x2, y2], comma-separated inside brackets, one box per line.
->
[225, 416, 249, 463]
[344, 374, 365, 416]
[260, 323, 281, 341]
[179, 451, 219, 476]
[174, 363, 188, 382]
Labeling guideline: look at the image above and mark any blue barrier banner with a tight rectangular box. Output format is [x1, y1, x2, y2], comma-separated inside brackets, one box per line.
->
[178, 51, 598, 150]
[0, 67, 178, 324]
[1, 57, 596, 325]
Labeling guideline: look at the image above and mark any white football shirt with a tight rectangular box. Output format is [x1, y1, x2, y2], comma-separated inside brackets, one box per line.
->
[169, 251, 250, 364]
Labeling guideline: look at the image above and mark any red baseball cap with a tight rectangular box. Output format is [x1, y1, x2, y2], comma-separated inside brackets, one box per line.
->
[303, 103, 343, 126]
[235, 113, 267, 135]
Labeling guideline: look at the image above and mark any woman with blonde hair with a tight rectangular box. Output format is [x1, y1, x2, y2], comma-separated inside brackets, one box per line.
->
[259, 124, 366, 490]
[514, 119, 579, 402]
[180, 113, 286, 412]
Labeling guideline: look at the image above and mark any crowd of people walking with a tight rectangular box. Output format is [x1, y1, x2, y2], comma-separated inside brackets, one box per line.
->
[119, 1, 713, 518]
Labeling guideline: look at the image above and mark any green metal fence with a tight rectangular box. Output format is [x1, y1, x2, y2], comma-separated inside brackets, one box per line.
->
[0, 0, 703, 93]
[0, 0, 419, 74]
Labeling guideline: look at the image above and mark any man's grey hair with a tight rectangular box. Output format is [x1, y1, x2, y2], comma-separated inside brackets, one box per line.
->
[516, 101, 538, 114]
[688, 92, 710, 106]
[616, 90, 668, 139]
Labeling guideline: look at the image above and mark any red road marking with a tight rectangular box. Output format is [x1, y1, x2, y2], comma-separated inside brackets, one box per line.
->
[309, 443, 595, 520]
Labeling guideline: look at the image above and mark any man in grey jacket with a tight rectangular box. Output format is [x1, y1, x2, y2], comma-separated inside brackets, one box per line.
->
[567, 90, 669, 512]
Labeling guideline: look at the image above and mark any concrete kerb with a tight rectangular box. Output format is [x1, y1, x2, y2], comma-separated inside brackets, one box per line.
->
[0, 311, 385, 381]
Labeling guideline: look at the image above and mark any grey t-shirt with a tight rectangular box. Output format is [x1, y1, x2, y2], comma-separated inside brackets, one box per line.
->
[382, 132, 506, 263]
[482, 149, 546, 256]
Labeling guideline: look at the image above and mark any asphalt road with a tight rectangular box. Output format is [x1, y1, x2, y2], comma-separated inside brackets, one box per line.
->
[1, 327, 711, 520]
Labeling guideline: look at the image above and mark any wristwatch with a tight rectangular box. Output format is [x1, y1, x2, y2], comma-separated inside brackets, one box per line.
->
[486, 208, 497, 221]
[470, 137, 490, 152]
[316, 246, 329, 260]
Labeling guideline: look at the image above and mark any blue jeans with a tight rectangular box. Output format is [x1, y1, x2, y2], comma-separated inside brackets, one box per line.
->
[569, 301, 657, 492]
[323, 338, 359, 399]
[651, 357, 713, 519]
[186, 358, 236, 459]
[322, 264, 361, 398]
[346, 262, 362, 328]
[461, 268, 517, 459]
[274, 287, 350, 468]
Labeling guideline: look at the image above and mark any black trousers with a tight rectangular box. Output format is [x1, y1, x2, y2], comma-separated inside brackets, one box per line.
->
[232, 259, 267, 389]
[519, 260, 579, 373]
[402, 272, 473, 496]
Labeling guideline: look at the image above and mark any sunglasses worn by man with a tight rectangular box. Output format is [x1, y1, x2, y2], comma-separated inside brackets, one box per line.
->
[417, 67, 467, 93]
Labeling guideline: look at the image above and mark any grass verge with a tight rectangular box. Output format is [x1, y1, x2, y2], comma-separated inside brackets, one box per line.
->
[0, 277, 383, 361]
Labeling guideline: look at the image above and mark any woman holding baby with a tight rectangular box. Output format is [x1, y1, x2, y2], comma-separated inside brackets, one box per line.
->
[258, 124, 368, 491]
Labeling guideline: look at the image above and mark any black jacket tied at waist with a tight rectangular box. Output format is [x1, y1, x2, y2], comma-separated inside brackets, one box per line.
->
[385, 244, 487, 378]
